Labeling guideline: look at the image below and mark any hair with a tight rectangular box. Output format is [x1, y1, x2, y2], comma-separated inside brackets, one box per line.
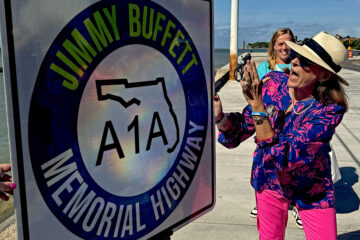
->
[313, 74, 349, 112]
[267, 28, 296, 70]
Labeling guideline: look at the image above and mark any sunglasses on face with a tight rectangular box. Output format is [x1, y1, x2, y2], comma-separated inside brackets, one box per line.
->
[290, 49, 316, 68]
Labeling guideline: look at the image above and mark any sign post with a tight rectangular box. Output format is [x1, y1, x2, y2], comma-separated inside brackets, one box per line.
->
[0, 0, 215, 239]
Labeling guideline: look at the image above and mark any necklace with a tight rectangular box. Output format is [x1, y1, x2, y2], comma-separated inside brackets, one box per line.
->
[292, 98, 316, 115]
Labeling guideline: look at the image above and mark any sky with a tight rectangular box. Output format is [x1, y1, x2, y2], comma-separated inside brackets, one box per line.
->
[1, 0, 360, 49]
[214, 0, 360, 48]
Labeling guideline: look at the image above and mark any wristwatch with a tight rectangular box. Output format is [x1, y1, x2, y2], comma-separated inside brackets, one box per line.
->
[252, 115, 267, 125]
[266, 105, 276, 117]
[251, 111, 268, 125]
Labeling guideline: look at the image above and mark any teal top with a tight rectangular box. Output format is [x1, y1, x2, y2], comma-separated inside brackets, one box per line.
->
[257, 61, 291, 80]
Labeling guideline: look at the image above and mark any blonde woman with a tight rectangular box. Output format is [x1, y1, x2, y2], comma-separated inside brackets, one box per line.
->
[257, 28, 296, 80]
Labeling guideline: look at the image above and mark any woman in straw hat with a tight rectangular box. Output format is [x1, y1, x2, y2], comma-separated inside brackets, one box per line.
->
[254, 28, 342, 230]
[214, 31, 348, 239]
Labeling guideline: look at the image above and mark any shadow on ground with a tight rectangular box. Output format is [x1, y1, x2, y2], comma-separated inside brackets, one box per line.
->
[334, 167, 360, 213]
[338, 230, 360, 240]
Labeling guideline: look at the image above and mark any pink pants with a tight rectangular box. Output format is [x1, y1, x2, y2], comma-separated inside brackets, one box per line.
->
[256, 189, 337, 240]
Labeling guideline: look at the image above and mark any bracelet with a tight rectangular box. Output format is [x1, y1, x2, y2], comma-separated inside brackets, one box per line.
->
[252, 111, 269, 117]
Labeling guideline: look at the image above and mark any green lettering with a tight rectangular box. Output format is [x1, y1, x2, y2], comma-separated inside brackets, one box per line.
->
[161, 20, 175, 47]
[153, 12, 165, 42]
[177, 41, 192, 64]
[63, 29, 97, 70]
[56, 51, 84, 77]
[50, 64, 79, 90]
[182, 54, 198, 75]
[103, 5, 120, 41]
[84, 11, 113, 52]
[169, 30, 184, 58]
[129, 3, 141, 37]
[142, 6, 154, 39]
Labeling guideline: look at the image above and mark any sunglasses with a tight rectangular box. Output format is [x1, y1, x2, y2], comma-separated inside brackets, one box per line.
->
[290, 49, 316, 68]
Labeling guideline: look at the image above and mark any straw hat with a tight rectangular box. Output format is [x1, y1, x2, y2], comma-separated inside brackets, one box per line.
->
[286, 31, 349, 86]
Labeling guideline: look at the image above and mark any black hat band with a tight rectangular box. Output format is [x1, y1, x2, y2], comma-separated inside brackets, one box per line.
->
[305, 39, 342, 73]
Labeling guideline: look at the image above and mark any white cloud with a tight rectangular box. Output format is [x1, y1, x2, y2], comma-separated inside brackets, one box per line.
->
[214, 20, 356, 48]
[215, 25, 230, 31]
[331, 27, 360, 38]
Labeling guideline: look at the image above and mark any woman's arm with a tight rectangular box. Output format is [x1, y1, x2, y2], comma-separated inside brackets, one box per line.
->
[256, 104, 345, 171]
[242, 60, 275, 140]
[214, 95, 255, 149]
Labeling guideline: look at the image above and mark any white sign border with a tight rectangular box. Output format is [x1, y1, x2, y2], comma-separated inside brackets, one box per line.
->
[0, 0, 215, 239]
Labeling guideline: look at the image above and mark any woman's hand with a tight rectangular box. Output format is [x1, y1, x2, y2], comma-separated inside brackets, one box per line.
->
[213, 94, 234, 131]
[213, 94, 223, 123]
[0, 163, 16, 201]
[240, 60, 268, 111]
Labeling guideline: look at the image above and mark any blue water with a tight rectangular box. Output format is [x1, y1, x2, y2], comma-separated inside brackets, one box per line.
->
[214, 48, 267, 69]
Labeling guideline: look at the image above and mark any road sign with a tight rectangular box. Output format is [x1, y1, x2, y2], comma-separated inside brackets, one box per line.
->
[0, 0, 214, 239]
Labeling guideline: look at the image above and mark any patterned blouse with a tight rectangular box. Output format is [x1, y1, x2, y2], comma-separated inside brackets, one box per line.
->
[218, 71, 345, 210]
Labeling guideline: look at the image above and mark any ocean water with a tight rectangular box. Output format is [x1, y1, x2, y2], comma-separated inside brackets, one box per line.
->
[214, 48, 267, 69]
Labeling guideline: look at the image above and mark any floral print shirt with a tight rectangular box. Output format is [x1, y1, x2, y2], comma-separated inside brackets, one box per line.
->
[218, 71, 345, 210]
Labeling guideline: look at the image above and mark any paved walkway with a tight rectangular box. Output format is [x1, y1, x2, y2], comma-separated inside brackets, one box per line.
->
[172, 53, 360, 240]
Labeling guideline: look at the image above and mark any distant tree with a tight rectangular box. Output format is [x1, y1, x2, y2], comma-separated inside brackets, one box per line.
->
[342, 39, 360, 50]
[247, 43, 254, 48]
[302, 38, 310, 44]
[247, 41, 269, 49]
[353, 40, 360, 50]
